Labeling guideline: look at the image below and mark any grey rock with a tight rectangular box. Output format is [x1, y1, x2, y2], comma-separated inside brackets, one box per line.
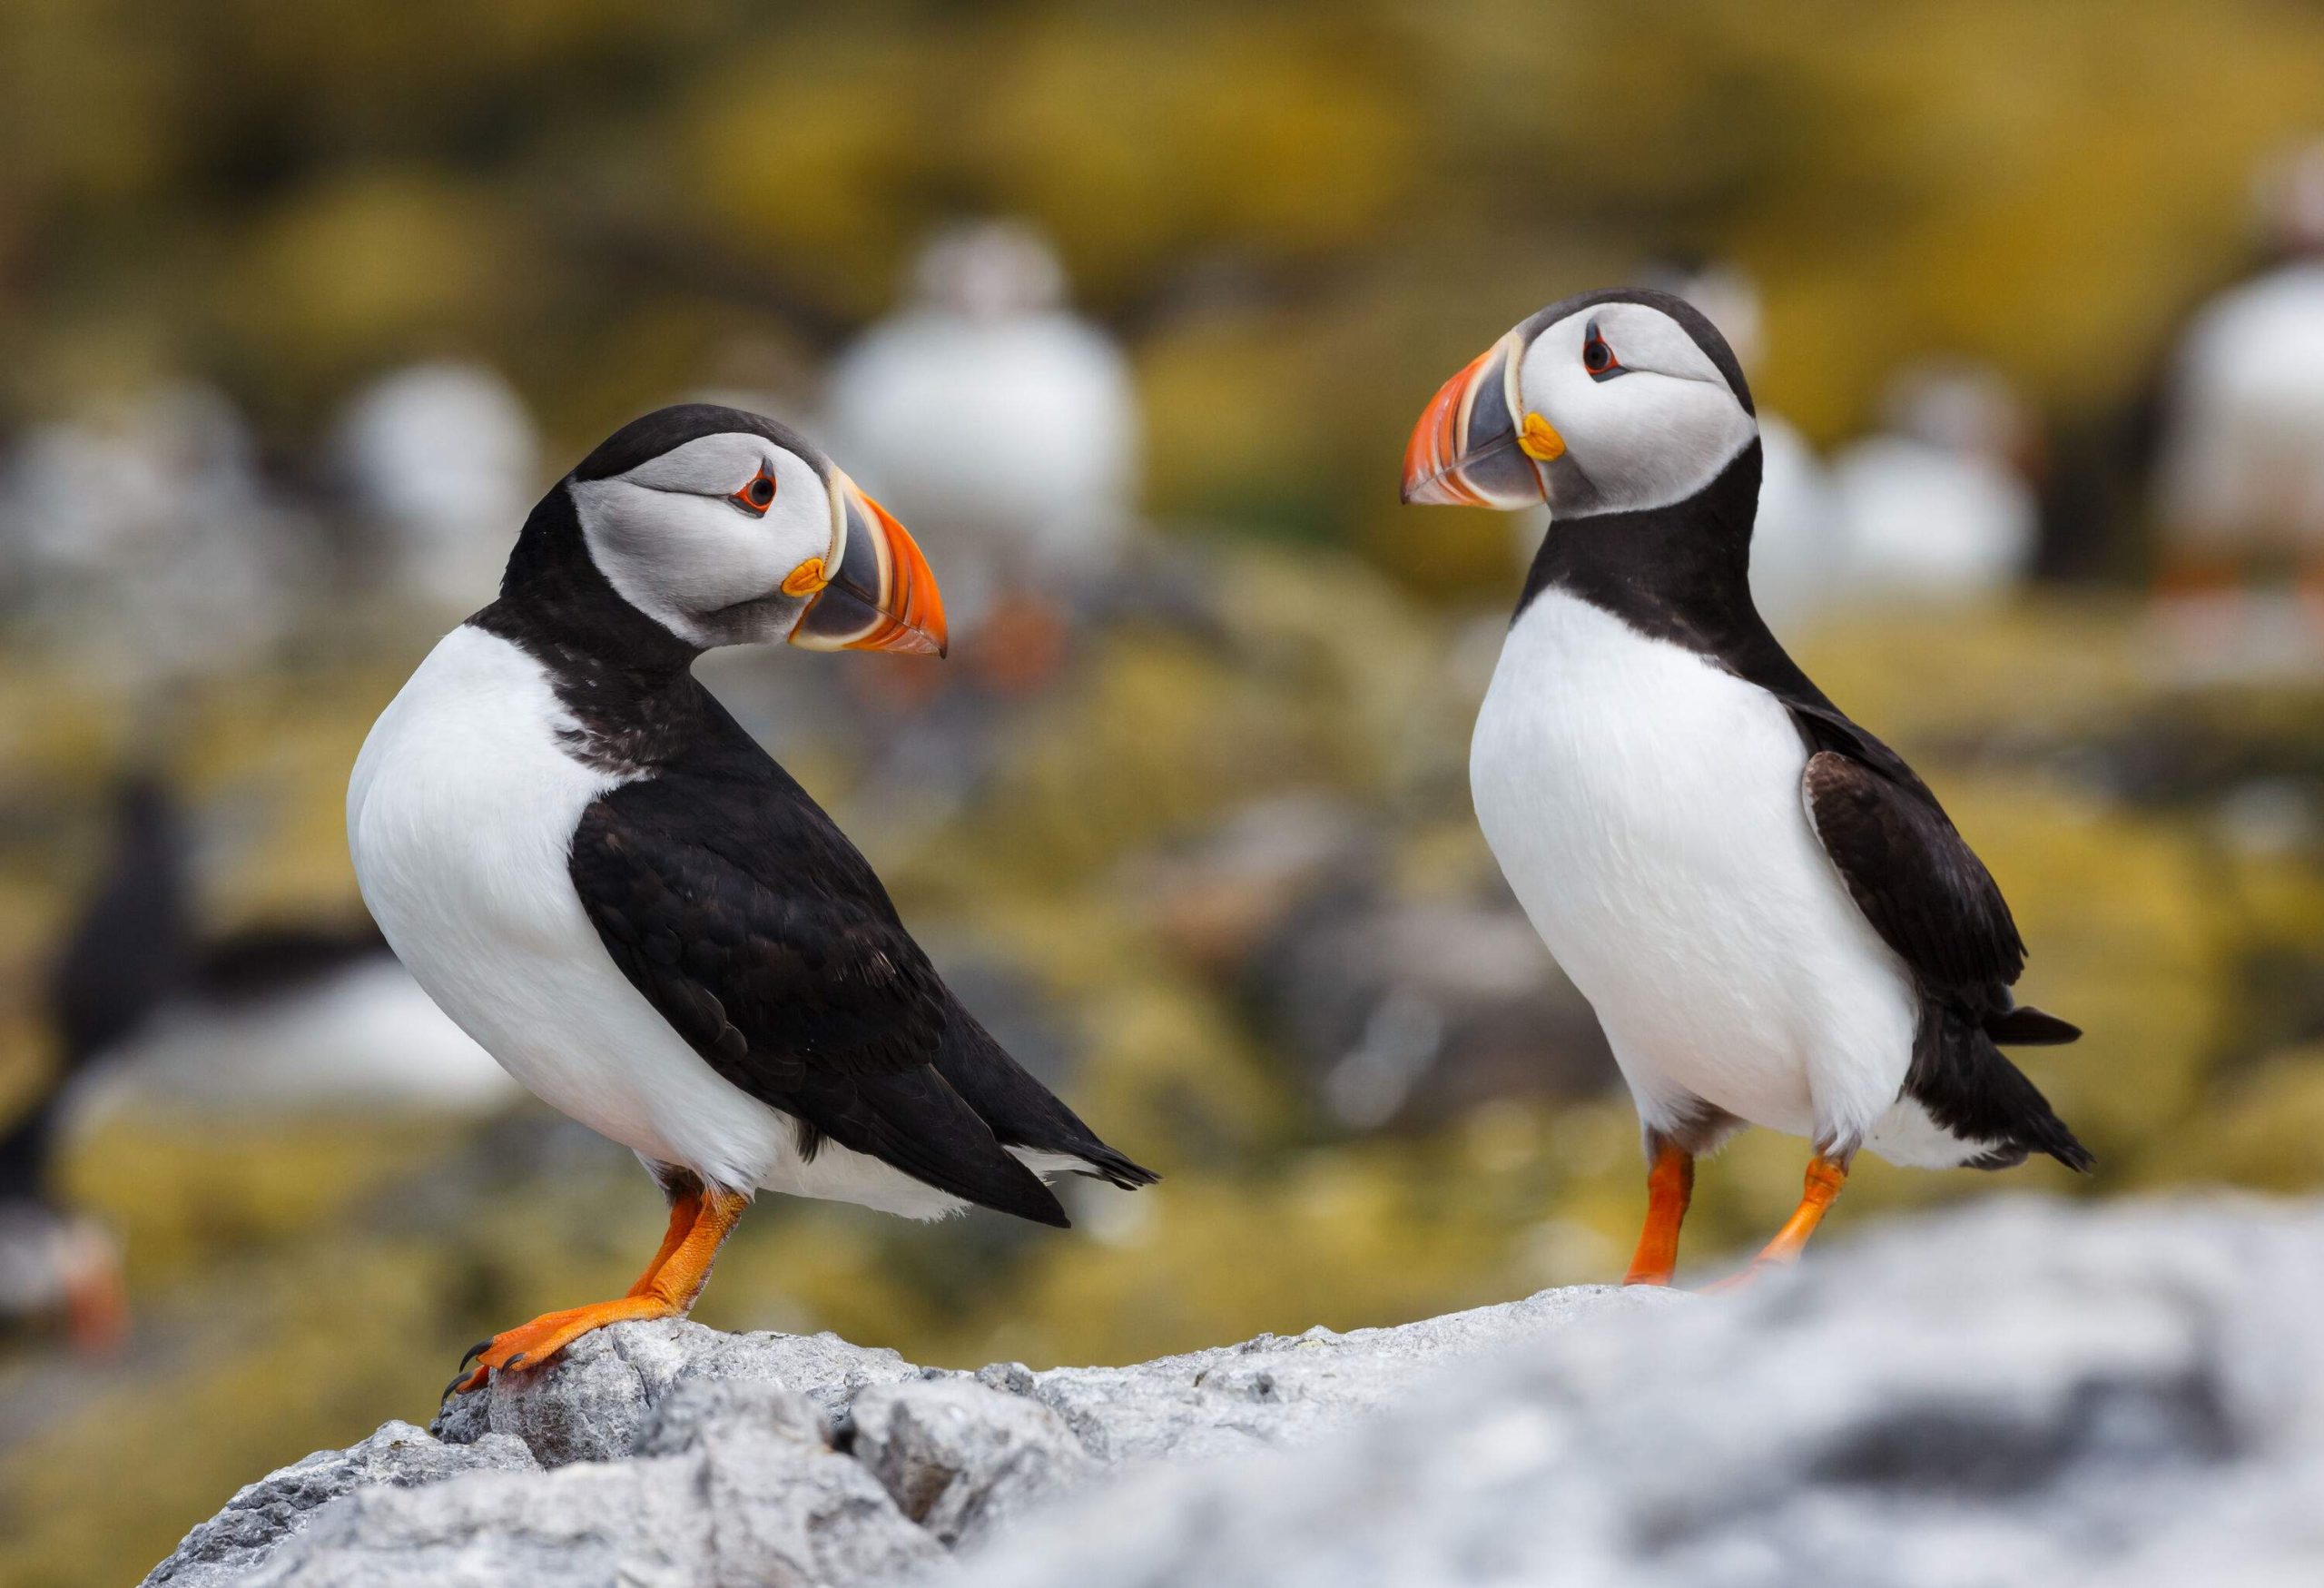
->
[988, 1282, 1676, 1465]
[142, 1421, 537, 1588]
[243, 1448, 932, 1588]
[636, 1375, 829, 1457]
[150, 1272, 1650, 1586]
[944, 1197, 2324, 1588]
[236, 1378, 934, 1588]
[153, 1198, 2324, 1588]
[849, 1377, 1094, 1547]
[430, 1317, 918, 1466]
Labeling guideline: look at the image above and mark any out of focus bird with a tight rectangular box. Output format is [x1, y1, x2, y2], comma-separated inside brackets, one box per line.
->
[86, 923, 520, 1119]
[1829, 361, 2042, 602]
[333, 362, 542, 616]
[1403, 291, 2088, 1287]
[2152, 142, 2324, 603]
[47, 778, 513, 1121]
[0, 777, 184, 1353]
[349, 405, 1153, 1394]
[0, 383, 310, 687]
[825, 222, 1139, 670]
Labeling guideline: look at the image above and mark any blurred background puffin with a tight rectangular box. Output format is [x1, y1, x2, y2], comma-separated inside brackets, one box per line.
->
[826, 222, 1141, 692]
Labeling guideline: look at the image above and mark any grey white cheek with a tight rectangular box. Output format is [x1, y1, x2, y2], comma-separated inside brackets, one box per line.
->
[567, 480, 789, 646]
[1545, 377, 1756, 517]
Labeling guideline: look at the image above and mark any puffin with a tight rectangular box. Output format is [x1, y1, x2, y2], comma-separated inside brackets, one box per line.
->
[824, 222, 1139, 668]
[347, 404, 1154, 1392]
[0, 778, 182, 1353]
[333, 361, 544, 617]
[1830, 361, 2041, 603]
[0, 381, 310, 689]
[1402, 291, 2089, 1286]
[39, 774, 513, 1120]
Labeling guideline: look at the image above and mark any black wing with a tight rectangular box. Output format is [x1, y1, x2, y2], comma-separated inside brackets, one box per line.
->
[568, 775, 1068, 1228]
[1783, 679, 2086, 1170]
[1709, 628, 2031, 1001]
[1799, 744, 2025, 998]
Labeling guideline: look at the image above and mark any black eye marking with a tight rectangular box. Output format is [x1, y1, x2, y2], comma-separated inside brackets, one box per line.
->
[731, 464, 778, 515]
[1581, 320, 1628, 382]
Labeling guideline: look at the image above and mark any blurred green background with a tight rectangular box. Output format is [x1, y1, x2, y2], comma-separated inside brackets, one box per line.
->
[7, 2, 2324, 1583]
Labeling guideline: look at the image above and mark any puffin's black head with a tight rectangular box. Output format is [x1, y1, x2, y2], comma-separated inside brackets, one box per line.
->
[529, 402, 946, 656]
[1403, 290, 1757, 521]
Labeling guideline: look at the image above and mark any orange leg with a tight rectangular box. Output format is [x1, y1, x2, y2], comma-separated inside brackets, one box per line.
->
[2153, 551, 2241, 600]
[64, 1236, 129, 1357]
[973, 594, 1073, 695]
[1707, 1153, 1849, 1292]
[448, 1186, 748, 1396]
[1622, 1140, 1695, 1287]
[625, 1185, 704, 1298]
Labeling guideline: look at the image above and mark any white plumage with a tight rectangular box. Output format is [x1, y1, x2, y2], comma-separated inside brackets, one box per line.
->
[1471, 589, 1949, 1161]
[348, 624, 970, 1216]
[824, 222, 1138, 630]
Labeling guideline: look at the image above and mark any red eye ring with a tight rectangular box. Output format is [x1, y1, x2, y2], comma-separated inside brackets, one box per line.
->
[1581, 319, 1625, 381]
[732, 465, 777, 515]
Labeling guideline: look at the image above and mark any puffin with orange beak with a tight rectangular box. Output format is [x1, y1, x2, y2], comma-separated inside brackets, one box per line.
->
[1404, 293, 2088, 1287]
[350, 404, 1153, 1394]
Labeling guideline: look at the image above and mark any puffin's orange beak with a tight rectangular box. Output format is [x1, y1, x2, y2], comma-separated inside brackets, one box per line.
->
[1401, 330, 1550, 510]
[790, 473, 949, 657]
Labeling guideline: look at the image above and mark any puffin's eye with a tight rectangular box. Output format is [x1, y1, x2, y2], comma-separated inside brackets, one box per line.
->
[1581, 321, 1625, 381]
[732, 466, 777, 515]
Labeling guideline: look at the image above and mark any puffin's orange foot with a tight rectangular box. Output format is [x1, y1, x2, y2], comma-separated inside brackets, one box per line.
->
[443, 1296, 675, 1397]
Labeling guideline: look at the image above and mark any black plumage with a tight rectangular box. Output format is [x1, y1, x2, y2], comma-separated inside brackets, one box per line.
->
[477, 442, 1155, 1224]
[2, 777, 192, 1206]
[1517, 427, 2088, 1173]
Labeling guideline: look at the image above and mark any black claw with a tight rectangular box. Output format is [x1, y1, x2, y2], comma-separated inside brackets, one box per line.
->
[441, 1370, 477, 1402]
[458, 1338, 493, 1368]
[505, 1352, 528, 1372]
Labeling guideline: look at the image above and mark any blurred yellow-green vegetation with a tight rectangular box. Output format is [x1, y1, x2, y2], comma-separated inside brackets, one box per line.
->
[6, 3, 2324, 1586]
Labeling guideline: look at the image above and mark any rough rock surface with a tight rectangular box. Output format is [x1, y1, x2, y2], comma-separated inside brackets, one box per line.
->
[953, 1196, 2324, 1588]
[143, 1421, 540, 1587]
[143, 1277, 1667, 1586]
[143, 1196, 2324, 1588]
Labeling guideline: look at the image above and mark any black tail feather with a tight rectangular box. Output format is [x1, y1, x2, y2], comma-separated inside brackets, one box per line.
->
[933, 1000, 1158, 1192]
[1913, 1004, 2093, 1175]
[1059, 1140, 1160, 1191]
[1986, 1004, 2082, 1047]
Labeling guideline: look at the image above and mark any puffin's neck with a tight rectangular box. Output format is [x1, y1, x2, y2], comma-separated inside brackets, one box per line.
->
[1514, 439, 1768, 658]
[474, 485, 708, 773]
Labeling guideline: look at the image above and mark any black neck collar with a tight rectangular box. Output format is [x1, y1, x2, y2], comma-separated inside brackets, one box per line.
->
[473, 484, 708, 773]
[476, 484, 699, 676]
[1514, 439, 1769, 658]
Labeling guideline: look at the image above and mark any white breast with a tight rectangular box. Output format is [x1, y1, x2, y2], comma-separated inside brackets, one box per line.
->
[1469, 591, 1916, 1150]
[348, 626, 773, 1189]
[346, 626, 965, 1215]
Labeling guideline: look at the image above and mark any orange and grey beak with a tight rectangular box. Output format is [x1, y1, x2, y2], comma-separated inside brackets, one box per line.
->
[1402, 330, 1555, 510]
[790, 472, 949, 656]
